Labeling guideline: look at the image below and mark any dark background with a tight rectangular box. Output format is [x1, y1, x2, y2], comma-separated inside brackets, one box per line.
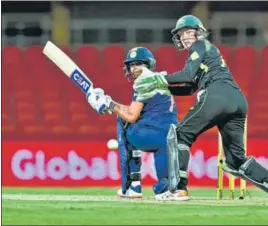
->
[2, 1, 268, 14]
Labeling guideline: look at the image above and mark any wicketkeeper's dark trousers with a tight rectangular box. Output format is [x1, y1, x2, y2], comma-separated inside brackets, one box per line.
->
[176, 80, 248, 169]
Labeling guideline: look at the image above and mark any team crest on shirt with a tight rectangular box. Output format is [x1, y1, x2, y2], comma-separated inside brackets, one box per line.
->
[190, 51, 199, 60]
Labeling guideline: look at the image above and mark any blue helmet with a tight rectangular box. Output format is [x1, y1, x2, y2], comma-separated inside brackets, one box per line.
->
[123, 47, 156, 80]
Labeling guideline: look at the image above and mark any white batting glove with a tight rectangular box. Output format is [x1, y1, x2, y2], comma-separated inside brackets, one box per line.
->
[86, 88, 117, 114]
[93, 95, 117, 115]
[86, 88, 105, 111]
[94, 95, 109, 114]
[105, 95, 117, 113]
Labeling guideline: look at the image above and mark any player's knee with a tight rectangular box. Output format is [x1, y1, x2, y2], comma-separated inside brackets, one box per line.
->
[176, 129, 194, 147]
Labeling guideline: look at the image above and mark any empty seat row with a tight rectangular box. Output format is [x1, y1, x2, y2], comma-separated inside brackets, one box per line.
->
[2, 44, 268, 139]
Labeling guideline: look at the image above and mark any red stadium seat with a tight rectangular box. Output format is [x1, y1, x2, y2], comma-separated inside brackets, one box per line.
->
[41, 101, 66, 126]
[16, 117, 38, 129]
[155, 46, 180, 72]
[1, 112, 9, 124]
[76, 124, 103, 136]
[43, 112, 66, 126]
[232, 46, 256, 72]
[9, 78, 35, 92]
[96, 114, 116, 126]
[249, 72, 268, 105]
[13, 90, 35, 102]
[231, 46, 257, 97]
[105, 125, 117, 135]
[2, 44, 267, 139]
[70, 113, 91, 124]
[260, 45, 268, 76]
[17, 114, 37, 125]
[100, 45, 127, 101]
[247, 70, 268, 136]
[24, 46, 62, 92]
[76, 45, 102, 84]
[2, 93, 11, 108]
[15, 102, 39, 129]
[217, 45, 232, 68]
[22, 124, 47, 135]
[2, 46, 26, 78]
[103, 45, 125, 70]
[177, 50, 189, 70]
[1, 105, 12, 128]
[24, 46, 53, 76]
[2, 123, 17, 134]
[65, 86, 85, 100]
[102, 45, 125, 82]
[39, 90, 62, 101]
[50, 124, 73, 135]
[15, 102, 36, 119]
[68, 101, 91, 114]
[42, 101, 62, 111]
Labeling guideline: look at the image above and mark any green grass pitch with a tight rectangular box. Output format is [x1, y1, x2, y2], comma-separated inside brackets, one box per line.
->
[2, 187, 268, 225]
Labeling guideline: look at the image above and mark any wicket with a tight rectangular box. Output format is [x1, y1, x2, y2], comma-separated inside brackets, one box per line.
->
[217, 119, 247, 200]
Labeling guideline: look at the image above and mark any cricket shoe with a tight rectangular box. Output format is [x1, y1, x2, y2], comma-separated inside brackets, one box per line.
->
[117, 182, 143, 198]
[117, 188, 143, 198]
[155, 190, 190, 201]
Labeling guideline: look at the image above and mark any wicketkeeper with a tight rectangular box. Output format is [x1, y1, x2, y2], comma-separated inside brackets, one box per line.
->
[133, 15, 268, 200]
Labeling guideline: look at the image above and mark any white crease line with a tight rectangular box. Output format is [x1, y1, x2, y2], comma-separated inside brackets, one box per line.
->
[2, 194, 268, 206]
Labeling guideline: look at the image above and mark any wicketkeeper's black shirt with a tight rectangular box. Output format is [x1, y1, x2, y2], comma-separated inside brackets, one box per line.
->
[165, 39, 240, 91]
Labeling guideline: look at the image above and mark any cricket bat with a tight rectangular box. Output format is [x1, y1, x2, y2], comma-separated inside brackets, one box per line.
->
[43, 41, 93, 94]
[43, 41, 111, 114]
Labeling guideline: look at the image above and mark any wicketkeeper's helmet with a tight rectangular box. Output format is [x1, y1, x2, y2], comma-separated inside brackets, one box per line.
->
[171, 15, 209, 50]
